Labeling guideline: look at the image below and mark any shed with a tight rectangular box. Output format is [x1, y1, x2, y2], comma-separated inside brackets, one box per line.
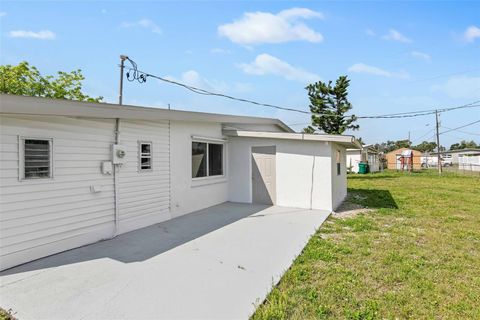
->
[0, 94, 360, 270]
[346, 145, 381, 173]
[385, 147, 422, 170]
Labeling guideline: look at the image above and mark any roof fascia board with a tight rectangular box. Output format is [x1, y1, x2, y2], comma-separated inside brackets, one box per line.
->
[0, 94, 292, 129]
[224, 129, 361, 148]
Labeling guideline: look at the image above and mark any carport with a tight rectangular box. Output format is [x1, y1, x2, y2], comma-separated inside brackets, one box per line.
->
[0, 202, 329, 320]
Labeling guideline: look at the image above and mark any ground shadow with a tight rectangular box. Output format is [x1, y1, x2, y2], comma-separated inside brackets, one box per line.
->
[1, 202, 270, 276]
[347, 188, 398, 209]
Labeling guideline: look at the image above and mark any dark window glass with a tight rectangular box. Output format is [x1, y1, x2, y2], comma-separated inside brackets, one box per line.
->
[141, 143, 151, 154]
[208, 143, 223, 176]
[192, 142, 207, 178]
[141, 157, 151, 170]
[24, 139, 50, 179]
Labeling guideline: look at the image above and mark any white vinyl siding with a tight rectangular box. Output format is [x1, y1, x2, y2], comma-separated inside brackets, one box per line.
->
[0, 115, 116, 270]
[117, 120, 170, 234]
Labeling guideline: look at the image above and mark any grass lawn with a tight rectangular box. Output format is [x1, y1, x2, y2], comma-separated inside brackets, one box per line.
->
[252, 171, 480, 319]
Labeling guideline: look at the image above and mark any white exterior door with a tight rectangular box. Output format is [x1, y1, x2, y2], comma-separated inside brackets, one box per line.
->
[251, 146, 276, 205]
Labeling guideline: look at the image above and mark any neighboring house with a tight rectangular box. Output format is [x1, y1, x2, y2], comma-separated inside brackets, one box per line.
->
[0, 94, 361, 270]
[385, 147, 422, 170]
[458, 154, 480, 171]
[346, 145, 381, 173]
[431, 148, 480, 165]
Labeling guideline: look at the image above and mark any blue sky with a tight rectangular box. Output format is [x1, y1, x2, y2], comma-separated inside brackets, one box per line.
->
[1, 1, 479, 147]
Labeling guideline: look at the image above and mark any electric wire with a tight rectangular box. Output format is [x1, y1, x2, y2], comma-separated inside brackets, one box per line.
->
[439, 120, 480, 135]
[122, 57, 480, 120]
[440, 127, 480, 136]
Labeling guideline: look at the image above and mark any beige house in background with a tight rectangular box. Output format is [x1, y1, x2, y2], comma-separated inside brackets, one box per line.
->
[385, 147, 422, 170]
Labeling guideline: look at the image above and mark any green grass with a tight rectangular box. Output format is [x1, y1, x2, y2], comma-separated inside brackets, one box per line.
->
[252, 171, 480, 319]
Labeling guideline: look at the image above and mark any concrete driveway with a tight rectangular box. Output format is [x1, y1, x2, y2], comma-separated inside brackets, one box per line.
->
[0, 202, 330, 320]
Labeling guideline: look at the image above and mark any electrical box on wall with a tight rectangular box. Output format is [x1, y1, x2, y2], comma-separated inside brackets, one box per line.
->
[112, 144, 127, 165]
[101, 161, 113, 175]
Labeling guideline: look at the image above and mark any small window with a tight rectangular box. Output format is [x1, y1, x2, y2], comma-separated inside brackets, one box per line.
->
[21, 138, 53, 180]
[336, 149, 341, 175]
[138, 141, 152, 171]
[192, 142, 224, 178]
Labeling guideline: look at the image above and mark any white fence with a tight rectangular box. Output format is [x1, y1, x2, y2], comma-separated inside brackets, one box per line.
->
[459, 155, 480, 172]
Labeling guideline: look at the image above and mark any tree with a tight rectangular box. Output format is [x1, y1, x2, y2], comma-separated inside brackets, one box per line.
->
[0, 61, 102, 102]
[372, 139, 412, 153]
[413, 141, 437, 153]
[449, 140, 478, 150]
[304, 76, 359, 134]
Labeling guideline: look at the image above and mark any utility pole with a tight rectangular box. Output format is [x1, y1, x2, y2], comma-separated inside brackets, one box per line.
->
[435, 110, 442, 174]
[119, 55, 128, 105]
[408, 131, 411, 146]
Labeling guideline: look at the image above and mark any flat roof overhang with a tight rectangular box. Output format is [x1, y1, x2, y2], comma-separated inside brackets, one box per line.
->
[0, 94, 293, 132]
[223, 129, 362, 149]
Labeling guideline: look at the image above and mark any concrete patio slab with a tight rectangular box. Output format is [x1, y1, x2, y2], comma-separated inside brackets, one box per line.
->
[0, 202, 330, 320]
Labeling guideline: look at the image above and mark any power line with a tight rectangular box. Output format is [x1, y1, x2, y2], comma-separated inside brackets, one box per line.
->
[439, 120, 480, 135]
[124, 58, 311, 115]
[122, 57, 480, 120]
[411, 128, 436, 144]
[441, 126, 480, 136]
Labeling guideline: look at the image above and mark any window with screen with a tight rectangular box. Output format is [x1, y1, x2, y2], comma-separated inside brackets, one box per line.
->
[21, 138, 52, 180]
[192, 142, 224, 178]
[139, 142, 152, 171]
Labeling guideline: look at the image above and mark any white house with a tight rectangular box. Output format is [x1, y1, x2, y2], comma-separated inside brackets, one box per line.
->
[346, 145, 380, 173]
[0, 94, 360, 271]
[431, 148, 480, 165]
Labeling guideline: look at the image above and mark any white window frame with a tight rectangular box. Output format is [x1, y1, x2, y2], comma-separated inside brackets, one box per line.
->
[191, 139, 226, 180]
[138, 141, 153, 172]
[19, 136, 54, 181]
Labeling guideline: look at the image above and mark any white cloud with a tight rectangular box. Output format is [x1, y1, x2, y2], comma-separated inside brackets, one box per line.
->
[431, 75, 480, 99]
[382, 29, 412, 43]
[411, 51, 431, 61]
[218, 8, 324, 45]
[122, 19, 161, 34]
[463, 25, 480, 42]
[239, 53, 320, 83]
[348, 63, 409, 79]
[8, 30, 55, 40]
[164, 70, 251, 93]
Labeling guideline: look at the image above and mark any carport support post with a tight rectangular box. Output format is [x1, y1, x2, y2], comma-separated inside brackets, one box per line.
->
[435, 110, 442, 174]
